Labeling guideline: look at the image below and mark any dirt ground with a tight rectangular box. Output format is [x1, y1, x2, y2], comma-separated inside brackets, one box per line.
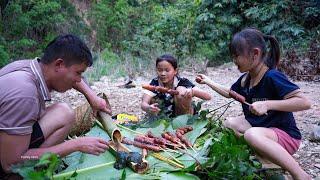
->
[51, 63, 320, 178]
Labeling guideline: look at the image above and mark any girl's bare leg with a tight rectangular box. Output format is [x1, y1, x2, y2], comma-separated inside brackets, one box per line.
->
[223, 115, 251, 136]
[244, 127, 310, 180]
[174, 86, 193, 115]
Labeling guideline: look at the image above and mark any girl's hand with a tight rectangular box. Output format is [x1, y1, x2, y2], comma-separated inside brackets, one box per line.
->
[148, 103, 161, 115]
[250, 101, 269, 116]
[181, 88, 193, 99]
[76, 137, 109, 155]
[196, 74, 210, 84]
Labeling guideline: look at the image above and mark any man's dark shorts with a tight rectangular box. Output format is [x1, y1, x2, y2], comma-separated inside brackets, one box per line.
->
[0, 122, 45, 179]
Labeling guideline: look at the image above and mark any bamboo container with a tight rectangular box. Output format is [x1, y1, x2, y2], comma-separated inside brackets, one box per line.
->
[97, 93, 149, 173]
[108, 141, 149, 174]
[96, 93, 122, 143]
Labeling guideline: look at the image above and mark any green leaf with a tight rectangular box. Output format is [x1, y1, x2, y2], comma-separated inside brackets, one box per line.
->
[172, 114, 191, 129]
[12, 153, 60, 180]
[161, 172, 199, 180]
[184, 120, 208, 145]
[121, 169, 126, 180]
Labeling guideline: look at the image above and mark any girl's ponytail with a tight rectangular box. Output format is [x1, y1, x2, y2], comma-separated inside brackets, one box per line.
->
[263, 35, 280, 69]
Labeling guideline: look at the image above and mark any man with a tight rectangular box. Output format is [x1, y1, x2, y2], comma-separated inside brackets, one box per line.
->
[0, 34, 111, 176]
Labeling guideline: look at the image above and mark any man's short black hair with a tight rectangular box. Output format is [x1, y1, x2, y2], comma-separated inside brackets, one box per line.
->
[40, 34, 93, 67]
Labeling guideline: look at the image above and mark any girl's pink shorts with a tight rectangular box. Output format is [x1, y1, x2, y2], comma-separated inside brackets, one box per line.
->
[271, 128, 301, 155]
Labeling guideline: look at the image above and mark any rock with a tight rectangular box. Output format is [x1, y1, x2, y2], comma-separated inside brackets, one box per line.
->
[310, 125, 320, 142]
[299, 142, 306, 149]
[315, 164, 320, 169]
[293, 154, 300, 159]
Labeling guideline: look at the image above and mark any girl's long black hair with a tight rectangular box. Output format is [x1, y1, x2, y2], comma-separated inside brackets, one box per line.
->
[229, 28, 280, 69]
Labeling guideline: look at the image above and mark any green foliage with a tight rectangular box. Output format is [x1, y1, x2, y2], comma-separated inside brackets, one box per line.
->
[205, 130, 260, 179]
[89, 0, 134, 50]
[1, 0, 318, 79]
[84, 48, 126, 82]
[11, 152, 61, 180]
[0, 0, 88, 61]
[0, 45, 9, 67]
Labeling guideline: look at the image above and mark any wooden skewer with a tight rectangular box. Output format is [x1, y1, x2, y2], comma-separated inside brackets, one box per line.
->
[152, 153, 184, 168]
[175, 147, 202, 168]
[164, 148, 182, 154]
[229, 90, 268, 116]
[189, 145, 197, 154]
[159, 147, 183, 165]
[176, 141, 188, 150]
[244, 101, 268, 116]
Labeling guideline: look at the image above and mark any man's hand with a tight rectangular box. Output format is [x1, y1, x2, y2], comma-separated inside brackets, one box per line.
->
[76, 137, 109, 155]
[250, 101, 269, 116]
[73, 79, 112, 116]
[89, 95, 112, 116]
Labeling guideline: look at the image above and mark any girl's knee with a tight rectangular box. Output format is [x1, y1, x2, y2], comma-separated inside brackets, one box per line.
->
[174, 92, 192, 105]
[243, 127, 262, 142]
[223, 117, 236, 129]
[175, 87, 191, 98]
[176, 86, 187, 92]
[223, 119, 230, 129]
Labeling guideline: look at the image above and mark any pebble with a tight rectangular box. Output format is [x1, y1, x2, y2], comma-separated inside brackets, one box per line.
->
[293, 154, 300, 159]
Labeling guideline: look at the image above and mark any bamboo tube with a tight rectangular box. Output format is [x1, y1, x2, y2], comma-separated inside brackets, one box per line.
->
[108, 141, 149, 174]
[97, 111, 122, 143]
[96, 93, 122, 143]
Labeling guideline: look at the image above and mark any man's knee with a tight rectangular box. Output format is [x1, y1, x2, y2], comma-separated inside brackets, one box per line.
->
[53, 103, 75, 124]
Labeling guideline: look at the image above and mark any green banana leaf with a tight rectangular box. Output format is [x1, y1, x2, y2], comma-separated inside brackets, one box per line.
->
[54, 115, 209, 179]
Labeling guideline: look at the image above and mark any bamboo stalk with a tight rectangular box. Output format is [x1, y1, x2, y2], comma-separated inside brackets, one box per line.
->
[95, 119, 104, 129]
[53, 161, 115, 179]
